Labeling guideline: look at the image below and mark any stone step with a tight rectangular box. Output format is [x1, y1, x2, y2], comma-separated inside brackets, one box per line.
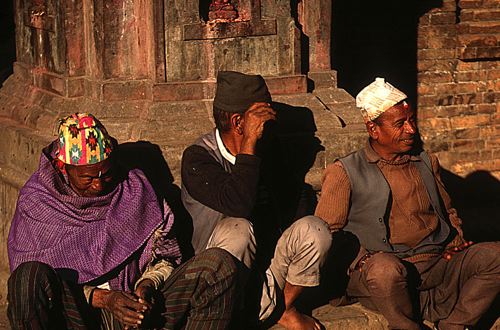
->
[0, 302, 498, 329]
[269, 303, 500, 330]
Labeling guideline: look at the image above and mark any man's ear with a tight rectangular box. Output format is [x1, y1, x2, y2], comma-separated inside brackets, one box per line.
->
[230, 113, 243, 134]
[366, 121, 378, 139]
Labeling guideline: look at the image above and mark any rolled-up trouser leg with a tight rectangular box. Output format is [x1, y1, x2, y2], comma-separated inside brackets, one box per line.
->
[348, 253, 420, 330]
[206, 217, 257, 270]
[160, 248, 238, 330]
[7, 261, 88, 330]
[269, 215, 332, 289]
[259, 216, 331, 320]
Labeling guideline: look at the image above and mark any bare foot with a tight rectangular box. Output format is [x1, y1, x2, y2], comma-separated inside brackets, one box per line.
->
[277, 307, 323, 330]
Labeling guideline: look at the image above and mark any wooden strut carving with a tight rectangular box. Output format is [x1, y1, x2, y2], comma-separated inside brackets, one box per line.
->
[208, 0, 238, 21]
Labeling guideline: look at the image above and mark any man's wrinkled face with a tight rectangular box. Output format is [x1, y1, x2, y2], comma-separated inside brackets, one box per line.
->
[65, 158, 115, 197]
[370, 102, 417, 158]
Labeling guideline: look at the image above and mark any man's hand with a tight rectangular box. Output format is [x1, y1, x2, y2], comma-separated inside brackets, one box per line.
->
[240, 102, 276, 155]
[134, 279, 155, 307]
[92, 289, 149, 328]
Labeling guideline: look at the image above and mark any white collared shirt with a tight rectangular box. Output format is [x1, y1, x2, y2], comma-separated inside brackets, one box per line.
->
[215, 129, 236, 165]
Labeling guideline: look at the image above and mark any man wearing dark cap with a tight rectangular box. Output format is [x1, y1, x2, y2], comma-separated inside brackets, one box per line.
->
[8, 113, 238, 330]
[181, 71, 332, 329]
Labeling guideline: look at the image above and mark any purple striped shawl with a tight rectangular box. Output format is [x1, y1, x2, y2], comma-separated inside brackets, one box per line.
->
[8, 142, 181, 292]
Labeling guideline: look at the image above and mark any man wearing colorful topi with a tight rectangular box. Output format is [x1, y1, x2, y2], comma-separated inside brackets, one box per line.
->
[315, 78, 500, 329]
[8, 113, 238, 329]
[181, 71, 332, 330]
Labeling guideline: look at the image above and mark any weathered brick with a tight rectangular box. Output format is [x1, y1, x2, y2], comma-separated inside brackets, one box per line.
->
[453, 127, 480, 139]
[430, 12, 456, 25]
[452, 139, 485, 150]
[418, 71, 453, 83]
[417, 60, 435, 72]
[434, 105, 475, 117]
[458, 0, 484, 9]
[473, 9, 500, 21]
[486, 137, 500, 149]
[417, 36, 428, 49]
[486, 81, 500, 93]
[419, 15, 431, 27]
[493, 148, 500, 160]
[428, 37, 457, 49]
[442, 0, 458, 10]
[419, 48, 456, 60]
[417, 83, 436, 95]
[459, 11, 475, 21]
[483, 0, 500, 8]
[456, 61, 480, 71]
[435, 82, 479, 94]
[463, 46, 500, 60]
[477, 104, 497, 113]
[479, 61, 499, 70]
[420, 118, 451, 130]
[482, 91, 499, 104]
[424, 139, 451, 153]
[450, 114, 492, 128]
[418, 95, 440, 107]
[454, 70, 488, 81]
[457, 23, 470, 34]
[458, 34, 499, 48]
[426, 25, 458, 38]
[436, 93, 479, 106]
[451, 157, 499, 175]
[487, 69, 500, 80]
[480, 125, 499, 138]
[418, 60, 456, 72]
[456, 150, 483, 162]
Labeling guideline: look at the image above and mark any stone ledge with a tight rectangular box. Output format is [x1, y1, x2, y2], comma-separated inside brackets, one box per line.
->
[270, 303, 500, 330]
[269, 303, 388, 329]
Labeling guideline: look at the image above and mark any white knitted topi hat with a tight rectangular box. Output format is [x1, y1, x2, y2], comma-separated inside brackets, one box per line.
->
[356, 77, 407, 121]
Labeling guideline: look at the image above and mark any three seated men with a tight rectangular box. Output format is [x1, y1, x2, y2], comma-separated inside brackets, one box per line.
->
[7, 74, 499, 330]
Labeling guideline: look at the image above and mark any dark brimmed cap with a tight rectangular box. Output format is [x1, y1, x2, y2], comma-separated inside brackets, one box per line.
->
[213, 71, 272, 113]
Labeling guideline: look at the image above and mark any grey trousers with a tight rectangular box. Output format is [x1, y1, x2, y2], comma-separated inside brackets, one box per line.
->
[206, 215, 332, 320]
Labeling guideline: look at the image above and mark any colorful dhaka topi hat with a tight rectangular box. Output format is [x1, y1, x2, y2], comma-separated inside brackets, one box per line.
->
[356, 77, 408, 121]
[56, 113, 113, 165]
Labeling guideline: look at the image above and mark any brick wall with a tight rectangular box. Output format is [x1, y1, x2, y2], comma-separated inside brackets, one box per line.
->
[417, 0, 499, 178]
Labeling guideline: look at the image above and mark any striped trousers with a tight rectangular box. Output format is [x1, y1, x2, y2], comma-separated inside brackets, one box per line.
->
[8, 248, 238, 330]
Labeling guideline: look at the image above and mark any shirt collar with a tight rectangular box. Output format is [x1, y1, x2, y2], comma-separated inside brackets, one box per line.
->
[364, 140, 420, 164]
[215, 129, 236, 165]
